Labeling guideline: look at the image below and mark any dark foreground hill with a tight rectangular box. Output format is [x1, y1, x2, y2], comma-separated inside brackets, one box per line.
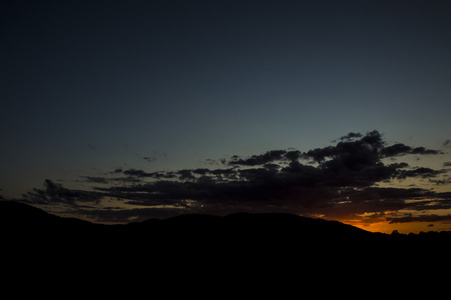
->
[1, 200, 372, 241]
[2, 200, 451, 260]
[3, 199, 451, 290]
[0, 201, 429, 292]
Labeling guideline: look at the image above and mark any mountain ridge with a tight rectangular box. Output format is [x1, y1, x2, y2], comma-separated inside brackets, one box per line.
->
[2, 200, 451, 251]
[0, 201, 371, 237]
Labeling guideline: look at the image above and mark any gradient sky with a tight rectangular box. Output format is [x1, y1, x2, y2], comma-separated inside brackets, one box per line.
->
[1, 0, 451, 233]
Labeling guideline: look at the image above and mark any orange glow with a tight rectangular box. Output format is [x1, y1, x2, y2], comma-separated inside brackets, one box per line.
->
[341, 219, 392, 234]
[341, 219, 449, 234]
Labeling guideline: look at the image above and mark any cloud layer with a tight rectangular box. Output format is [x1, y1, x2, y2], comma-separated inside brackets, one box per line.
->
[12, 131, 451, 226]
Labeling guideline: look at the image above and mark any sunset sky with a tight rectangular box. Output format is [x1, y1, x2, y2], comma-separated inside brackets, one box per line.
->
[1, 0, 451, 233]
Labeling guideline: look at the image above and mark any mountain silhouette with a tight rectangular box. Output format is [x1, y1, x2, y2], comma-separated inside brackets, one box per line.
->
[3, 199, 451, 289]
[0, 201, 372, 241]
[0, 200, 91, 228]
[2, 200, 450, 261]
[0, 202, 379, 288]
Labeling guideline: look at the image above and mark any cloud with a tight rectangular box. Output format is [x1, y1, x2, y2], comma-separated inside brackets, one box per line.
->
[81, 176, 109, 184]
[387, 214, 451, 224]
[143, 156, 156, 163]
[121, 169, 176, 179]
[302, 130, 384, 165]
[123, 169, 151, 177]
[339, 132, 363, 141]
[381, 144, 443, 157]
[13, 130, 450, 224]
[229, 150, 300, 166]
[22, 179, 101, 206]
[396, 167, 444, 179]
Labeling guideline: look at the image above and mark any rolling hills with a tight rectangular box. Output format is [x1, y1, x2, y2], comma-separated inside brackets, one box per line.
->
[2, 200, 450, 256]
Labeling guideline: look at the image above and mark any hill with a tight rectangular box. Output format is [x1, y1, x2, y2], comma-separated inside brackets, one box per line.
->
[2, 200, 450, 256]
[0, 200, 372, 240]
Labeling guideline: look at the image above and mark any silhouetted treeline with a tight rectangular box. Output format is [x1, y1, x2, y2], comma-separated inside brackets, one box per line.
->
[390, 229, 451, 243]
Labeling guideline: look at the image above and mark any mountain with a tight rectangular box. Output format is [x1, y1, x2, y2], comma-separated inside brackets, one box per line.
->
[2, 200, 450, 255]
[4, 201, 445, 291]
[0, 201, 372, 249]
[3, 199, 451, 285]
[0, 200, 95, 237]
[138, 211, 376, 244]
[1, 200, 369, 237]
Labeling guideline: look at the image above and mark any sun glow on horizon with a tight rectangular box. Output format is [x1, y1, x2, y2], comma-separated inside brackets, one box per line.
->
[341, 219, 451, 234]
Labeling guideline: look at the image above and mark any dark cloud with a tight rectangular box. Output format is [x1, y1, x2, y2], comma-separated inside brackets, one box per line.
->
[143, 156, 156, 163]
[205, 158, 219, 165]
[82, 176, 109, 184]
[229, 150, 299, 166]
[13, 131, 450, 224]
[396, 167, 444, 179]
[381, 144, 442, 157]
[430, 177, 451, 185]
[303, 130, 384, 164]
[121, 169, 176, 179]
[72, 206, 184, 223]
[387, 214, 451, 224]
[381, 143, 413, 157]
[123, 169, 151, 177]
[177, 169, 195, 181]
[411, 147, 442, 155]
[338, 132, 363, 141]
[22, 179, 101, 206]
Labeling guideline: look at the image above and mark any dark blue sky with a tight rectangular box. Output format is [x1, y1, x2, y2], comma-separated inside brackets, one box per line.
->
[2, 0, 451, 232]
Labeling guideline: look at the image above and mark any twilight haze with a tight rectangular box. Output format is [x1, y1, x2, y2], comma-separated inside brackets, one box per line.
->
[1, 0, 451, 233]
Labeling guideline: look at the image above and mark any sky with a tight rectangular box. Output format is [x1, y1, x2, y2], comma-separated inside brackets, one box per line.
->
[1, 0, 451, 233]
